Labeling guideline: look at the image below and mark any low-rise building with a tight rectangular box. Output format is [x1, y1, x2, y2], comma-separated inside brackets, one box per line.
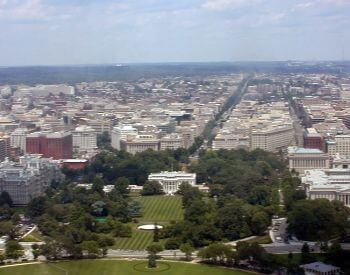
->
[301, 262, 341, 275]
[302, 168, 350, 207]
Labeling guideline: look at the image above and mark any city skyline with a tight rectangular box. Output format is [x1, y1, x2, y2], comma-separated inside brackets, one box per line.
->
[0, 0, 349, 66]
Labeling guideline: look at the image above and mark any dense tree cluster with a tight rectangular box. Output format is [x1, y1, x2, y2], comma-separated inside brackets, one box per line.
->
[288, 199, 350, 241]
[69, 149, 188, 185]
[198, 241, 273, 273]
[190, 149, 283, 204]
[21, 175, 138, 259]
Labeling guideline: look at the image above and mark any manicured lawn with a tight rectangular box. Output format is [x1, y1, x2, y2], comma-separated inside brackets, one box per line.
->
[136, 195, 184, 222]
[0, 260, 252, 275]
[114, 225, 166, 250]
[113, 195, 183, 250]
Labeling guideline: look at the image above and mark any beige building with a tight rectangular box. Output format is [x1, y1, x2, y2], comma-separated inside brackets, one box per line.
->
[212, 133, 249, 150]
[121, 135, 159, 154]
[72, 126, 97, 153]
[327, 135, 350, 158]
[251, 124, 294, 153]
[160, 134, 183, 150]
[111, 125, 138, 150]
[288, 147, 330, 174]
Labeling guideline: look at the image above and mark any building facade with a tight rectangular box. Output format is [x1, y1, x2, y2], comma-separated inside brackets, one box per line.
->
[304, 128, 324, 151]
[212, 133, 249, 150]
[148, 171, 196, 194]
[111, 125, 138, 150]
[121, 135, 159, 155]
[327, 135, 350, 158]
[72, 126, 97, 153]
[26, 131, 73, 160]
[288, 147, 330, 174]
[250, 124, 295, 153]
[0, 155, 63, 205]
[10, 128, 28, 153]
[302, 169, 350, 207]
[160, 134, 183, 150]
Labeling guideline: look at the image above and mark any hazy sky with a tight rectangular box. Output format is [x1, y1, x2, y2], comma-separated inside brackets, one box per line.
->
[0, 0, 349, 66]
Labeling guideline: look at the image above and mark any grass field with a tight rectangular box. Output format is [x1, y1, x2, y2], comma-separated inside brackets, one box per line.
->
[137, 195, 184, 222]
[0, 260, 253, 275]
[113, 195, 183, 250]
[114, 225, 167, 250]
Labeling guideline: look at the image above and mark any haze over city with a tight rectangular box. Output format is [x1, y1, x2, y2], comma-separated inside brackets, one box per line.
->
[0, 0, 350, 66]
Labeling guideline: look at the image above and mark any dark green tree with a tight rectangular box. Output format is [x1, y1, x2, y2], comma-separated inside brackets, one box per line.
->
[5, 240, 24, 259]
[141, 181, 164, 196]
[180, 243, 195, 261]
[153, 222, 159, 242]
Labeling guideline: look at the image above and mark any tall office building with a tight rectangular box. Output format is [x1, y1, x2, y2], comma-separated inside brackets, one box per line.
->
[111, 125, 138, 150]
[327, 135, 350, 158]
[72, 126, 97, 153]
[10, 128, 28, 153]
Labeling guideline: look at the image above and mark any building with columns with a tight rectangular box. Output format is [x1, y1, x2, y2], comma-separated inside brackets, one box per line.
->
[121, 135, 159, 155]
[288, 147, 330, 174]
[302, 169, 350, 207]
[148, 171, 196, 194]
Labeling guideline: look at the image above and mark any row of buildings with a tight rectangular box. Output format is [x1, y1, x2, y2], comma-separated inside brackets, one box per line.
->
[10, 126, 97, 160]
[212, 101, 295, 153]
[285, 74, 350, 207]
[0, 75, 242, 158]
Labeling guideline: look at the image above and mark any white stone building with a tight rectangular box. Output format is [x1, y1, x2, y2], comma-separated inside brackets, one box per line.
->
[250, 124, 295, 153]
[72, 126, 97, 153]
[121, 135, 159, 155]
[302, 169, 350, 207]
[10, 128, 28, 153]
[212, 132, 249, 150]
[160, 133, 183, 150]
[148, 171, 196, 194]
[288, 147, 330, 174]
[0, 155, 63, 205]
[111, 125, 138, 150]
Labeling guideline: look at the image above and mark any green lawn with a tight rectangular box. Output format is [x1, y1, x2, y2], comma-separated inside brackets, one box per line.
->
[113, 195, 183, 250]
[0, 260, 252, 275]
[137, 195, 184, 222]
[114, 226, 166, 250]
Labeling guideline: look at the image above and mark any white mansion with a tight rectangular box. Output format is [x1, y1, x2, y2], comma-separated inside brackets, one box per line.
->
[302, 169, 350, 207]
[148, 171, 196, 194]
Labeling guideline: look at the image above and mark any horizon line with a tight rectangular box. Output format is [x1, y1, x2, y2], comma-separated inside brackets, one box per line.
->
[1, 60, 349, 69]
